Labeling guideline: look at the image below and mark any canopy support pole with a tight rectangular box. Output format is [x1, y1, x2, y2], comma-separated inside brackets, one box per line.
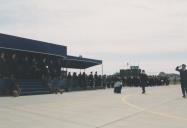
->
[66, 68, 68, 76]
[101, 64, 104, 87]
[101, 64, 103, 76]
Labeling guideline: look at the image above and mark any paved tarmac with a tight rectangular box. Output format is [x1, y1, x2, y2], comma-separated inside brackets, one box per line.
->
[0, 85, 187, 128]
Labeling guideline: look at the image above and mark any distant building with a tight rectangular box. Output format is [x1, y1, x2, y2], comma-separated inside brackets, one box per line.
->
[120, 66, 141, 77]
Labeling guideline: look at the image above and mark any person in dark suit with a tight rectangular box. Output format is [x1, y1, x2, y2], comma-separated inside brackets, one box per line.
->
[94, 72, 99, 87]
[88, 72, 94, 88]
[140, 70, 148, 94]
[81, 72, 87, 89]
[66, 72, 72, 91]
[176, 64, 187, 98]
[78, 72, 82, 88]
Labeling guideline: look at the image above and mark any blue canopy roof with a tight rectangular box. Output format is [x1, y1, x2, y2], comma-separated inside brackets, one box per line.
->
[0, 33, 67, 57]
[0, 33, 102, 69]
[63, 55, 102, 69]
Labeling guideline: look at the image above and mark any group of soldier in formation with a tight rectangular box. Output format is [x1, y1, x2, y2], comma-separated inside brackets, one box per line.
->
[66, 70, 170, 94]
[114, 64, 187, 98]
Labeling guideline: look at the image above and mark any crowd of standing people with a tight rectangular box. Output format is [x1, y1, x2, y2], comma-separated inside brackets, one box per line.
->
[64, 70, 170, 93]
[66, 71, 103, 90]
[104, 74, 169, 87]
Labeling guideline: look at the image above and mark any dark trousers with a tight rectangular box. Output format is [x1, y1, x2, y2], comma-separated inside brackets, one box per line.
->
[141, 85, 145, 93]
[181, 85, 187, 96]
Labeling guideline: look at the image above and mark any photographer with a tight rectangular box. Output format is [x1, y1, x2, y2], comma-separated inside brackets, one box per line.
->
[176, 64, 187, 98]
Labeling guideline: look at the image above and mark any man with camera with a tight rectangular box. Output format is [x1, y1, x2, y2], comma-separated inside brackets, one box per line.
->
[176, 64, 187, 98]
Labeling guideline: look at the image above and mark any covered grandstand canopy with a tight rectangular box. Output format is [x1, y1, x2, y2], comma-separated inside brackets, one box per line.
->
[0, 33, 67, 57]
[63, 55, 102, 69]
[0, 33, 102, 69]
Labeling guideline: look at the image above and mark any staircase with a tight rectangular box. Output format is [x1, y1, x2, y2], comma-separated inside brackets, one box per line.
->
[19, 80, 51, 96]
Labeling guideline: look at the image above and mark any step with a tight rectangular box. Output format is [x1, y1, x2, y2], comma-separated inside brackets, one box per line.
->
[19, 82, 43, 84]
[19, 84, 46, 87]
[20, 91, 51, 96]
[20, 87, 49, 92]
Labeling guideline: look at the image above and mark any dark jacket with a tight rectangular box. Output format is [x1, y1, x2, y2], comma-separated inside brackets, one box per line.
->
[176, 67, 187, 86]
[140, 73, 148, 86]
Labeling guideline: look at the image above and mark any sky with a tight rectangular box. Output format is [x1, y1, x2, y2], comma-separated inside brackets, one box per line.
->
[0, 0, 187, 75]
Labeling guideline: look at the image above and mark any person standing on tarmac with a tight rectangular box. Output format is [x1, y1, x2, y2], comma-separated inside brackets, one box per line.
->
[140, 70, 148, 94]
[176, 64, 187, 98]
[88, 72, 94, 88]
[94, 72, 98, 87]
[82, 72, 87, 89]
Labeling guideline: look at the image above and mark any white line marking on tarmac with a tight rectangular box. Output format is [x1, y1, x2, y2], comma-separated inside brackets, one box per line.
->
[121, 94, 187, 121]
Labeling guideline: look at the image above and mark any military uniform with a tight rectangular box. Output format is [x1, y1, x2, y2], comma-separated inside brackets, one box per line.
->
[176, 66, 187, 97]
[140, 72, 148, 94]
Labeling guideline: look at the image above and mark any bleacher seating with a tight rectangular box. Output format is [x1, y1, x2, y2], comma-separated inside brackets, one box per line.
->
[19, 79, 50, 96]
[0, 79, 12, 96]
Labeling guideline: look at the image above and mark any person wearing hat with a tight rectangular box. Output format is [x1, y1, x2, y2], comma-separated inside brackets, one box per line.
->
[176, 64, 187, 98]
[140, 70, 148, 94]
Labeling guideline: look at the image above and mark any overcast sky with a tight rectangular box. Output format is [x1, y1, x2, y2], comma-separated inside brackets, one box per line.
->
[1, 0, 187, 75]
